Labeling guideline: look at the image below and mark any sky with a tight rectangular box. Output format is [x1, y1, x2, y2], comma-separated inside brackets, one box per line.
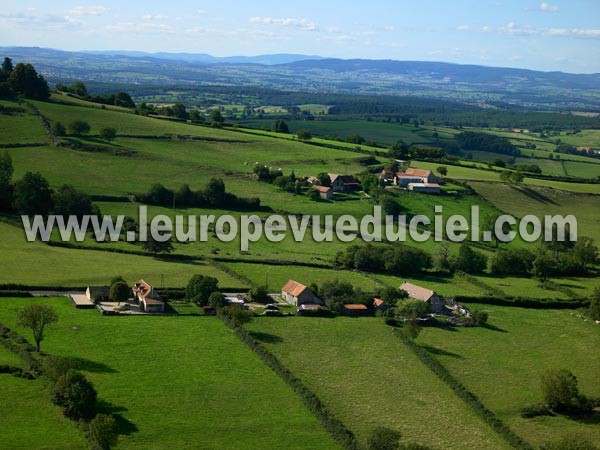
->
[1, 0, 599, 73]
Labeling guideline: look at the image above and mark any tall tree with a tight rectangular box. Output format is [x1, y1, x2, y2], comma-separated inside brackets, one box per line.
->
[13, 171, 54, 216]
[210, 109, 225, 124]
[141, 235, 174, 256]
[16, 303, 58, 351]
[53, 184, 97, 218]
[69, 120, 91, 136]
[8, 63, 50, 99]
[2, 57, 14, 74]
[99, 127, 117, 143]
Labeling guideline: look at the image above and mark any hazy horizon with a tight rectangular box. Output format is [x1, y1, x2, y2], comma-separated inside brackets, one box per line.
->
[1, 0, 599, 73]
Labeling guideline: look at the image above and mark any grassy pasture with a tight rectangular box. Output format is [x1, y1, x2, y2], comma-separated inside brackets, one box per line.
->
[222, 262, 385, 291]
[558, 129, 600, 149]
[0, 102, 48, 144]
[31, 99, 240, 138]
[468, 181, 600, 242]
[245, 317, 510, 449]
[413, 161, 600, 193]
[238, 119, 436, 146]
[0, 297, 339, 450]
[418, 305, 600, 448]
[0, 375, 87, 449]
[114, 136, 369, 177]
[563, 160, 600, 179]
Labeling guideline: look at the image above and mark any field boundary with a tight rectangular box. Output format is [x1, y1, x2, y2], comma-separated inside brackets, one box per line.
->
[224, 319, 359, 450]
[393, 328, 532, 450]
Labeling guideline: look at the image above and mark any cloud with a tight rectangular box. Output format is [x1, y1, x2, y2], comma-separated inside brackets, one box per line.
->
[249, 17, 318, 31]
[383, 25, 398, 31]
[500, 21, 538, 35]
[456, 21, 600, 39]
[0, 11, 83, 29]
[107, 22, 173, 34]
[538, 2, 559, 13]
[142, 14, 169, 21]
[66, 5, 107, 16]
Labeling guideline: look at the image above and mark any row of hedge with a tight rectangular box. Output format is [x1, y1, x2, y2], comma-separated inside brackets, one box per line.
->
[0, 364, 35, 379]
[0, 290, 34, 297]
[0, 142, 47, 148]
[453, 295, 589, 309]
[0, 323, 41, 374]
[393, 329, 532, 450]
[225, 322, 359, 449]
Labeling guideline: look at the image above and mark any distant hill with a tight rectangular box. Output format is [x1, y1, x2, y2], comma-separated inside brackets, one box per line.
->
[1, 47, 599, 110]
[82, 50, 325, 65]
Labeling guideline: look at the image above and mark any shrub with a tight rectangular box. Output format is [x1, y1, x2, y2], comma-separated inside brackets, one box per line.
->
[541, 369, 591, 413]
[87, 414, 118, 450]
[472, 310, 488, 325]
[367, 426, 401, 450]
[51, 370, 97, 421]
[43, 355, 78, 382]
[249, 285, 270, 303]
[218, 305, 253, 328]
[186, 275, 219, 306]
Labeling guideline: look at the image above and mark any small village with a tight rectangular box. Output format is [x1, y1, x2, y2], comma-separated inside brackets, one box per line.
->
[68, 276, 475, 328]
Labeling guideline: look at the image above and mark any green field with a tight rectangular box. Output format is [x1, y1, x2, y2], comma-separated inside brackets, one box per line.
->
[0, 221, 244, 288]
[245, 317, 509, 449]
[468, 181, 600, 243]
[0, 297, 339, 450]
[0, 375, 87, 449]
[238, 119, 437, 146]
[0, 106, 49, 144]
[418, 305, 600, 448]
[413, 161, 600, 193]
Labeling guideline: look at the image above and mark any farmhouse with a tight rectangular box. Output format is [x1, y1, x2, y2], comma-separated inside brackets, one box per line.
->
[407, 182, 441, 194]
[395, 168, 439, 186]
[86, 286, 110, 302]
[373, 298, 387, 311]
[400, 282, 445, 314]
[312, 184, 334, 200]
[378, 169, 396, 184]
[328, 173, 361, 192]
[132, 279, 165, 313]
[342, 304, 369, 317]
[281, 279, 322, 306]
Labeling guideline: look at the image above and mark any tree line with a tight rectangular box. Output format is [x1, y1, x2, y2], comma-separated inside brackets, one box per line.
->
[0, 152, 99, 217]
[0, 57, 50, 100]
[55, 81, 135, 108]
[137, 178, 261, 210]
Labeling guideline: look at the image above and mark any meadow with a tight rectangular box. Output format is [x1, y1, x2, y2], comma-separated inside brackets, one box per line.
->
[468, 181, 600, 243]
[418, 304, 600, 448]
[0, 297, 339, 450]
[245, 317, 510, 449]
[0, 221, 244, 289]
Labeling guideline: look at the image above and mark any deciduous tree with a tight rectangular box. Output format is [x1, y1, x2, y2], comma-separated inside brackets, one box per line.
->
[16, 303, 58, 351]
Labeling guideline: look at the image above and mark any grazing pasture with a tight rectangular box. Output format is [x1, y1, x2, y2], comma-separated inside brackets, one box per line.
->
[0, 297, 339, 450]
[245, 317, 510, 449]
[418, 305, 600, 448]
